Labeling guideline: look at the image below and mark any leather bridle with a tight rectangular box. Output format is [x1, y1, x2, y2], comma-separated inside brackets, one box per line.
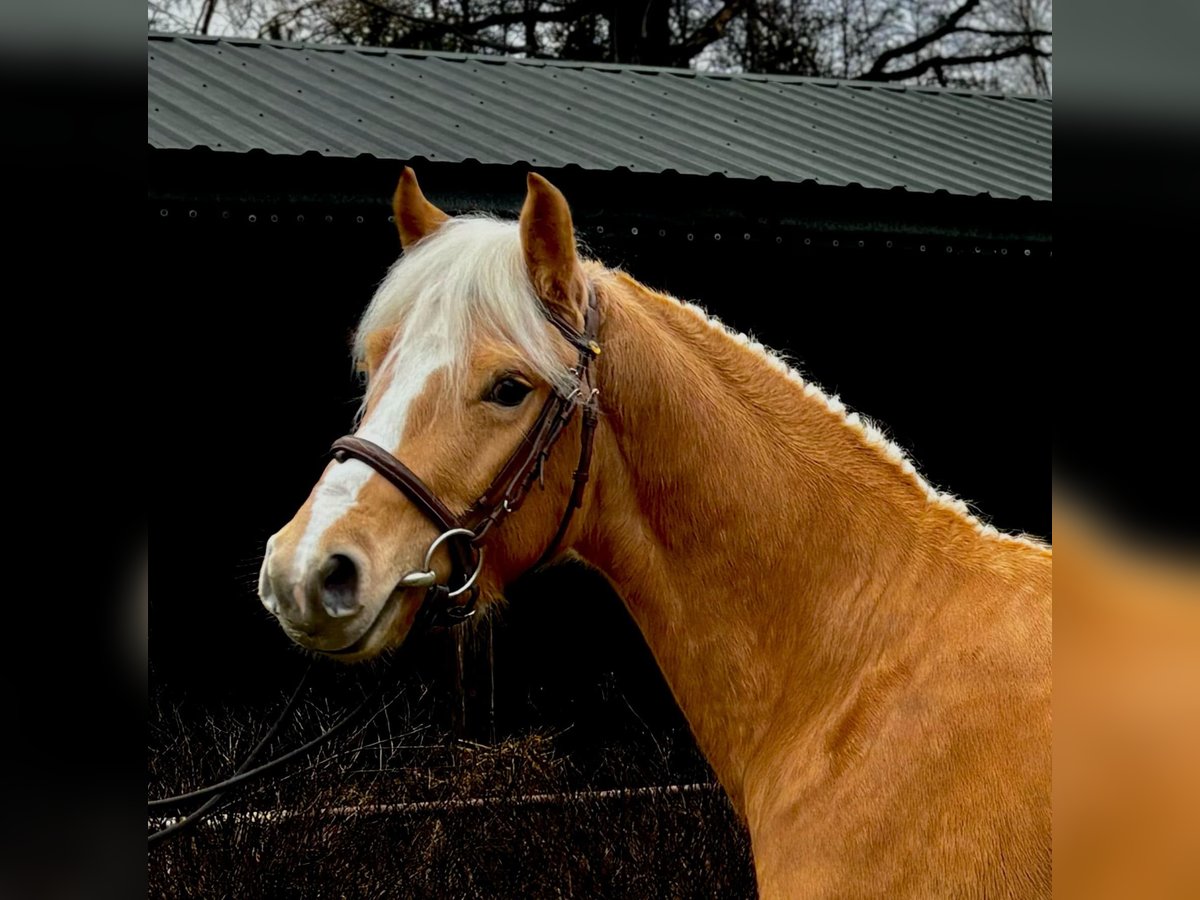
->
[149, 287, 601, 846]
[329, 285, 601, 629]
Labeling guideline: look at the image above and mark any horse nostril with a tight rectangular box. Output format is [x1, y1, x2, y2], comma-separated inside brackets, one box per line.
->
[320, 554, 360, 618]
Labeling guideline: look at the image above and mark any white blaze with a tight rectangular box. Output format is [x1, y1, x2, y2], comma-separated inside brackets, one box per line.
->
[262, 216, 578, 606]
[289, 337, 453, 581]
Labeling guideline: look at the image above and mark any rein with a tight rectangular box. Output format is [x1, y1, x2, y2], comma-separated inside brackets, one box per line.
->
[329, 284, 602, 629]
[148, 666, 386, 845]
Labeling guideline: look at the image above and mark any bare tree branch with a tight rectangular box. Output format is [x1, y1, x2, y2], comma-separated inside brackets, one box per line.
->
[863, 0, 981, 78]
[195, 0, 219, 33]
[354, 0, 597, 37]
[676, 0, 749, 61]
[148, 0, 198, 32]
[863, 42, 1049, 83]
[956, 27, 1051, 38]
[152, 0, 1051, 93]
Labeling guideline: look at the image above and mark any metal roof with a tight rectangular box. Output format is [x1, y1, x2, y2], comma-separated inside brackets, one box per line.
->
[148, 32, 1052, 201]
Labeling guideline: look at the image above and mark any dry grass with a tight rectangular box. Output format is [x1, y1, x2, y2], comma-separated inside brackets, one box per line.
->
[148, 668, 756, 899]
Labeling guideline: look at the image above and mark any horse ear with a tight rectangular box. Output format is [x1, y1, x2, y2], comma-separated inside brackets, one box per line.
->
[519, 172, 587, 323]
[392, 167, 449, 251]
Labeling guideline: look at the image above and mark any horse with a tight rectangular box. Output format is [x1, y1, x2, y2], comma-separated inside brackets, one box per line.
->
[259, 168, 1052, 898]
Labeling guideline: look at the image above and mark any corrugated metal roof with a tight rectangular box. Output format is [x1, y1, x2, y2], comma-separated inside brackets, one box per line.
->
[148, 32, 1052, 201]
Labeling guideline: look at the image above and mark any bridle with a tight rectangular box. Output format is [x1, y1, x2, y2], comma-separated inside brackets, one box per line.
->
[150, 286, 602, 848]
[329, 284, 602, 629]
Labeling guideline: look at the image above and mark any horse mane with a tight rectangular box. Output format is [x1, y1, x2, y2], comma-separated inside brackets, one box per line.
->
[358, 217, 1047, 551]
[355, 216, 576, 396]
[610, 271, 1051, 552]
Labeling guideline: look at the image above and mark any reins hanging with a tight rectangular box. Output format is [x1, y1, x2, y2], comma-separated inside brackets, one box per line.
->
[147, 666, 392, 846]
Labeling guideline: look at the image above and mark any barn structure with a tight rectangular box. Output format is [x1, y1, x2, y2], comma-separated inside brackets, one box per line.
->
[148, 30, 1051, 893]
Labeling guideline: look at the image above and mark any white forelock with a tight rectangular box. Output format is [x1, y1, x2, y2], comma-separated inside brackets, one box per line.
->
[355, 216, 575, 398]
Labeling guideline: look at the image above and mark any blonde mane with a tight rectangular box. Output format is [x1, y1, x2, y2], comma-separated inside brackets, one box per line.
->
[355, 216, 575, 395]
[359, 218, 1045, 550]
[665, 294, 1050, 550]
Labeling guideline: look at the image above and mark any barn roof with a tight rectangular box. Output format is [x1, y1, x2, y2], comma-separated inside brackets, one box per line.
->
[148, 32, 1052, 202]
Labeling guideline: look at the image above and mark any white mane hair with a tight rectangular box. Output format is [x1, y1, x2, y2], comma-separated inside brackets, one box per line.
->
[354, 216, 575, 395]
[674, 299, 1050, 550]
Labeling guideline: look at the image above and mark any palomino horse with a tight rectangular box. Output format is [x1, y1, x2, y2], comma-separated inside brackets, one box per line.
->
[260, 169, 1052, 898]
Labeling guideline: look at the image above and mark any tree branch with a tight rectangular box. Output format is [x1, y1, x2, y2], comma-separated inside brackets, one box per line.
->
[195, 0, 218, 35]
[674, 0, 749, 62]
[863, 0, 981, 78]
[955, 27, 1052, 39]
[863, 43, 1051, 83]
[357, 0, 597, 37]
[256, 0, 323, 41]
[148, 1, 197, 33]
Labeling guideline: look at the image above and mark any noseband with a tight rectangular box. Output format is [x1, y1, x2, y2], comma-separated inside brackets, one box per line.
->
[329, 286, 601, 629]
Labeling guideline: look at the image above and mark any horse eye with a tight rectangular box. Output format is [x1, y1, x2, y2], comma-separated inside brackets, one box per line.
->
[487, 376, 533, 407]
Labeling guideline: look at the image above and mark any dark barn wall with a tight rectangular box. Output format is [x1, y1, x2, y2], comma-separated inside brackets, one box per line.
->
[149, 153, 1050, 745]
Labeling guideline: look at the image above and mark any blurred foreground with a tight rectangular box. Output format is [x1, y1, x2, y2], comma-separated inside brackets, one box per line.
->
[1054, 496, 1199, 899]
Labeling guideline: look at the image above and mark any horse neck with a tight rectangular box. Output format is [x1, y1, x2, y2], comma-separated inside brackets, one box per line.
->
[574, 270, 1019, 808]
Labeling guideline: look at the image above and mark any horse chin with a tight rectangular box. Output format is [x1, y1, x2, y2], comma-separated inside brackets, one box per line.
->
[313, 587, 420, 662]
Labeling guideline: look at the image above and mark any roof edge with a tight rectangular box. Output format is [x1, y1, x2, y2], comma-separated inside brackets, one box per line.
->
[147, 31, 1053, 104]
